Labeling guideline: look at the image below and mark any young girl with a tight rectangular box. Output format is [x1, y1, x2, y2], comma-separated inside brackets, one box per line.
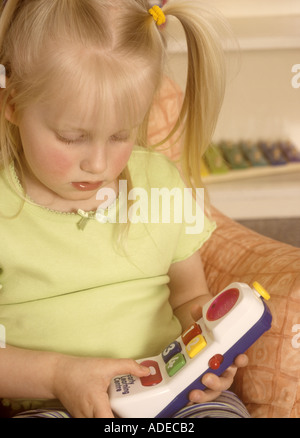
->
[0, 0, 249, 418]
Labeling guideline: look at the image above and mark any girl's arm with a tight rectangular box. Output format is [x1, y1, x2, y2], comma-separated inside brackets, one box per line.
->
[168, 250, 211, 331]
[168, 251, 248, 404]
[0, 345, 149, 417]
[0, 344, 60, 401]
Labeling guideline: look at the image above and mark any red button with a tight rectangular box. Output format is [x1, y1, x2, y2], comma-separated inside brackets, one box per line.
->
[208, 354, 224, 370]
[140, 360, 163, 386]
[182, 323, 202, 346]
[206, 288, 239, 321]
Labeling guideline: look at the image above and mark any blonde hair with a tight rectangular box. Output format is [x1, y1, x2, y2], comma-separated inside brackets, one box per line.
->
[0, 0, 229, 205]
[163, 1, 228, 194]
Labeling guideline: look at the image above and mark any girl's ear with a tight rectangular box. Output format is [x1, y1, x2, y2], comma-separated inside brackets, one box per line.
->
[1, 88, 18, 125]
[4, 99, 16, 124]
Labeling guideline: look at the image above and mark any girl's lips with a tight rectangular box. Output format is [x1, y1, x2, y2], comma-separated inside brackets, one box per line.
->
[71, 181, 103, 191]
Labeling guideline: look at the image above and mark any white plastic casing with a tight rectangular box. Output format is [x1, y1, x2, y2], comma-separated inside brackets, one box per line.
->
[108, 282, 271, 418]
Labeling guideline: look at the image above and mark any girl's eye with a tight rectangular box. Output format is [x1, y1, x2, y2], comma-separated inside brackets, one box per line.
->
[56, 133, 86, 145]
[110, 133, 131, 143]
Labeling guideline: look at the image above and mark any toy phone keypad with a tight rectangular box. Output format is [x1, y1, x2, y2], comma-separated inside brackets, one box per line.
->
[139, 323, 207, 387]
[109, 282, 272, 418]
[162, 324, 207, 377]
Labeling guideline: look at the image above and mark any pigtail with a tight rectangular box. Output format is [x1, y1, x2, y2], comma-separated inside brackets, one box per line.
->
[0, 0, 23, 182]
[162, 1, 230, 193]
[0, 0, 20, 50]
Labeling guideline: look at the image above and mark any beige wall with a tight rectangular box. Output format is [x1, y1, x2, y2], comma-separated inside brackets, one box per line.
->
[215, 48, 300, 145]
[166, 45, 300, 147]
[165, 2, 300, 147]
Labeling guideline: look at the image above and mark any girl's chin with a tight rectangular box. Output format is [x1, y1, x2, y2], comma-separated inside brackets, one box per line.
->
[50, 189, 100, 211]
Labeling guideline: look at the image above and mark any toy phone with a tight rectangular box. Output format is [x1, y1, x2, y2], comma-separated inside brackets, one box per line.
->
[108, 281, 272, 418]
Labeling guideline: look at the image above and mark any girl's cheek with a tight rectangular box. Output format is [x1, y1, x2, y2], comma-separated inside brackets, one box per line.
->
[115, 145, 133, 171]
[44, 150, 74, 175]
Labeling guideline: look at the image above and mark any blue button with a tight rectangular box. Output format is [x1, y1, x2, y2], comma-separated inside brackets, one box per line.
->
[161, 341, 182, 363]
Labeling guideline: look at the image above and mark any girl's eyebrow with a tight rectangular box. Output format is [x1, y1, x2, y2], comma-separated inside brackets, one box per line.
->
[55, 127, 132, 138]
[44, 114, 87, 133]
[56, 126, 88, 133]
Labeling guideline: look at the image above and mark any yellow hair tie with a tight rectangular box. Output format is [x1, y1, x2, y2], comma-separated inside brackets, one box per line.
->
[148, 5, 166, 27]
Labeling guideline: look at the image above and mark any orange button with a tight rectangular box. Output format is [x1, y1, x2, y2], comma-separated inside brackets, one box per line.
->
[182, 323, 202, 346]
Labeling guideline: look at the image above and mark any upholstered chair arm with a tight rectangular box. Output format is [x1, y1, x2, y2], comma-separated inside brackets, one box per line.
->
[200, 206, 300, 418]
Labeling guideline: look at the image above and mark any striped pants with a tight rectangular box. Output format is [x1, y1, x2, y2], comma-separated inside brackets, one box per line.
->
[13, 391, 250, 418]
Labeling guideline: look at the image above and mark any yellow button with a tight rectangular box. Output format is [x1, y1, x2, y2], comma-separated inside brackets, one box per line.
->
[253, 281, 270, 301]
[186, 335, 207, 359]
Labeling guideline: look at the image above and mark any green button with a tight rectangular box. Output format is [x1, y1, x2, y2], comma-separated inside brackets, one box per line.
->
[165, 353, 186, 377]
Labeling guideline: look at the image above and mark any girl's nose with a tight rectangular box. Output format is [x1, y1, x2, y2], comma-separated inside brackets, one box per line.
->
[80, 144, 108, 175]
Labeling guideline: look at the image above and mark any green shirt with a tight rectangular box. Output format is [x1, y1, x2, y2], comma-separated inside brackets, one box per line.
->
[0, 148, 216, 360]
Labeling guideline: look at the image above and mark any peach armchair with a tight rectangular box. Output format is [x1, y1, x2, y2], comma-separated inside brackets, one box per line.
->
[201, 207, 300, 418]
[150, 77, 300, 418]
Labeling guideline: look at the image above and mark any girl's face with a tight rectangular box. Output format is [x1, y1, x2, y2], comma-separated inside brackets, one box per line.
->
[10, 94, 150, 212]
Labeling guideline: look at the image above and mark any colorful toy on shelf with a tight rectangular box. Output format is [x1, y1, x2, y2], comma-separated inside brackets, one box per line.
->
[258, 141, 287, 166]
[279, 140, 300, 162]
[220, 141, 250, 170]
[240, 141, 268, 167]
[204, 145, 229, 175]
[200, 158, 210, 178]
[202, 139, 300, 181]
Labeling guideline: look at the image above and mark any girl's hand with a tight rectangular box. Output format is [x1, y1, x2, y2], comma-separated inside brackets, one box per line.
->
[188, 354, 248, 404]
[52, 355, 149, 418]
[187, 303, 249, 404]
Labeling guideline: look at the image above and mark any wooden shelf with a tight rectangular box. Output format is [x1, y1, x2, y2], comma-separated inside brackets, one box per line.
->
[207, 170, 300, 220]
